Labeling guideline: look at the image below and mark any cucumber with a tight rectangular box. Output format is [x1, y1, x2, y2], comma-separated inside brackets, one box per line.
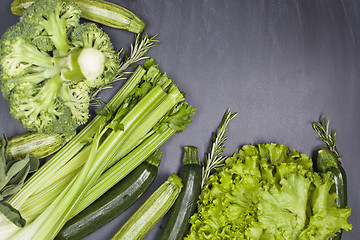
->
[55, 149, 162, 240]
[4, 130, 75, 160]
[111, 173, 183, 240]
[159, 146, 202, 240]
[10, 0, 145, 33]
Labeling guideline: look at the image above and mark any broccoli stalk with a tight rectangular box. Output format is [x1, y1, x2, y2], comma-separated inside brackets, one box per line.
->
[56, 48, 105, 82]
[38, 7, 72, 54]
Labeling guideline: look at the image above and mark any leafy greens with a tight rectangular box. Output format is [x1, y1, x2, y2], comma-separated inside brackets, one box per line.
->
[185, 143, 352, 240]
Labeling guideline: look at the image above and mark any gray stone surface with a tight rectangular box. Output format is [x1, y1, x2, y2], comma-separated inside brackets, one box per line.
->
[0, 0, 359, 239]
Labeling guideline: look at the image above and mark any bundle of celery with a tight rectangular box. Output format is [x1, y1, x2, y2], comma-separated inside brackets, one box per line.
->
[0, 58, 196, 240]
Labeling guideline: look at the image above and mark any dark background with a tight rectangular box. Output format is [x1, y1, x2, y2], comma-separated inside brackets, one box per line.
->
[0, 0, 359, 239]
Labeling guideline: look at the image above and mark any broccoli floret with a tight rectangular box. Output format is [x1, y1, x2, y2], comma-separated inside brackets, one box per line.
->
[20, 0, 81, 54]
[0, 0, 120, 133]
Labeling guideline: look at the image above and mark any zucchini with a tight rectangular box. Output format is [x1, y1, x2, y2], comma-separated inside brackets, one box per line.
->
[10, 0, 145, 33]
[55, 149, 162, 240]
[316, 149, 347, 240]
[316, 148, 347, 208]
[111, 173, 183, 240]
[4, 130, 75, 160]
[313, 116, 348, 240]
[159, 146, 202, 240]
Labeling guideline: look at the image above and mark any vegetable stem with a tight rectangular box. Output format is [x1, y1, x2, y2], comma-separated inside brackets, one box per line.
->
[201, 108, 237, 188]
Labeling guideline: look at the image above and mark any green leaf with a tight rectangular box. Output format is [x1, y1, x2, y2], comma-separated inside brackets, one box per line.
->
[157, 102, 196, 133]
[1, 182, 25, 198]
[258, 172, 312, 238]
[27, 154, 39, 172]
[108, 120, 124, 132]
[7, 165, 30, 187]
[6, 159, 29, 180]
[0, 202, 26, 228]
[0, 133, 40, 221]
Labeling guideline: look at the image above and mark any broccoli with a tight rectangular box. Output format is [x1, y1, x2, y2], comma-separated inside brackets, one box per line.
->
[0, 0, 120, 133]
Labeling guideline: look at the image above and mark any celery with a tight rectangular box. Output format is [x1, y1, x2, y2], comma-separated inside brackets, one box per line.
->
[0, 59, 196, 240]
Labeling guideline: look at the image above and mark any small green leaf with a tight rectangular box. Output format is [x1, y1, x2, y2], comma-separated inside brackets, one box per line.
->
[108, 120, 124, 132]
[95, 108, 109, 116]
[7, 165, 30, 187]
[0, 202, 26, 228]
[27, 154, 39, 173]
[6, 159, 29, 180]
[1, 182, 24, 198]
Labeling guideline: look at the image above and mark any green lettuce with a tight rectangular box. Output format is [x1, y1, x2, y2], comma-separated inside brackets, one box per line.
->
[185, 143, 351, 240]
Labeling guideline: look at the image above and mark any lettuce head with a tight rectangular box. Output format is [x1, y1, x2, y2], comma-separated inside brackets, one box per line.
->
[185, 143, 351, 240]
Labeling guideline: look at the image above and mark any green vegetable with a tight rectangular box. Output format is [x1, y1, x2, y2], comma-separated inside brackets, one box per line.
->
[159, 146, 202, 240]
[313, 116, 349, 240]
[0, 0, 120, 133]
[11, 0, 145, 33]
[0, 134, 39, 227]
[317, 149, 347, 208]
[55, 149, 162, 240]
[0, 59, 195, 240]
[4, 130, 75, 160]
[111, 173, 183, 240]
[185, 143, 352, 240]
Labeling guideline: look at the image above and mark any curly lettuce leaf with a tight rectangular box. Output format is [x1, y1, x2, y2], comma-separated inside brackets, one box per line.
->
[258, 172, 312, 238]
[300, 173, 352, 239]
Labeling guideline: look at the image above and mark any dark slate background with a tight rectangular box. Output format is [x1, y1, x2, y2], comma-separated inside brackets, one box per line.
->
[0, 0, 359, 239]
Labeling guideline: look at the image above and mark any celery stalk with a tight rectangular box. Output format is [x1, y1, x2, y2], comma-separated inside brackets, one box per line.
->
[72, 102, 195, 217]
[72, 128, 175, 217]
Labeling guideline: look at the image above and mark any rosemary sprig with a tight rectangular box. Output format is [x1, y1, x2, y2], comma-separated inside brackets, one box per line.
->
[91, 33, 158, 99]
[312, 115, 342, 163]
[115, 33, 159, 81]
[201, 108, 237, 188]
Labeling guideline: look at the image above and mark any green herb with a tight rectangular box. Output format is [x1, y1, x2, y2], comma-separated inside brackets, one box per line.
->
[0, 134, 39, 227]
[312, 115, 341, 162]
[201, 108, 237, 188]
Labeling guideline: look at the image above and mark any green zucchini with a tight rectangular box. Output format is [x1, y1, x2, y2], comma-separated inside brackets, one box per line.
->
[4, 130, 75, 160]
[313, 116, 350, 240]
[316, 148, 347, 208]
[10, 0, 145, 33]
[111, 173, 183, 240]
[316, 149, 347, 240]
[55, 149, 162, 240]
[159, 146, 202, 240]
